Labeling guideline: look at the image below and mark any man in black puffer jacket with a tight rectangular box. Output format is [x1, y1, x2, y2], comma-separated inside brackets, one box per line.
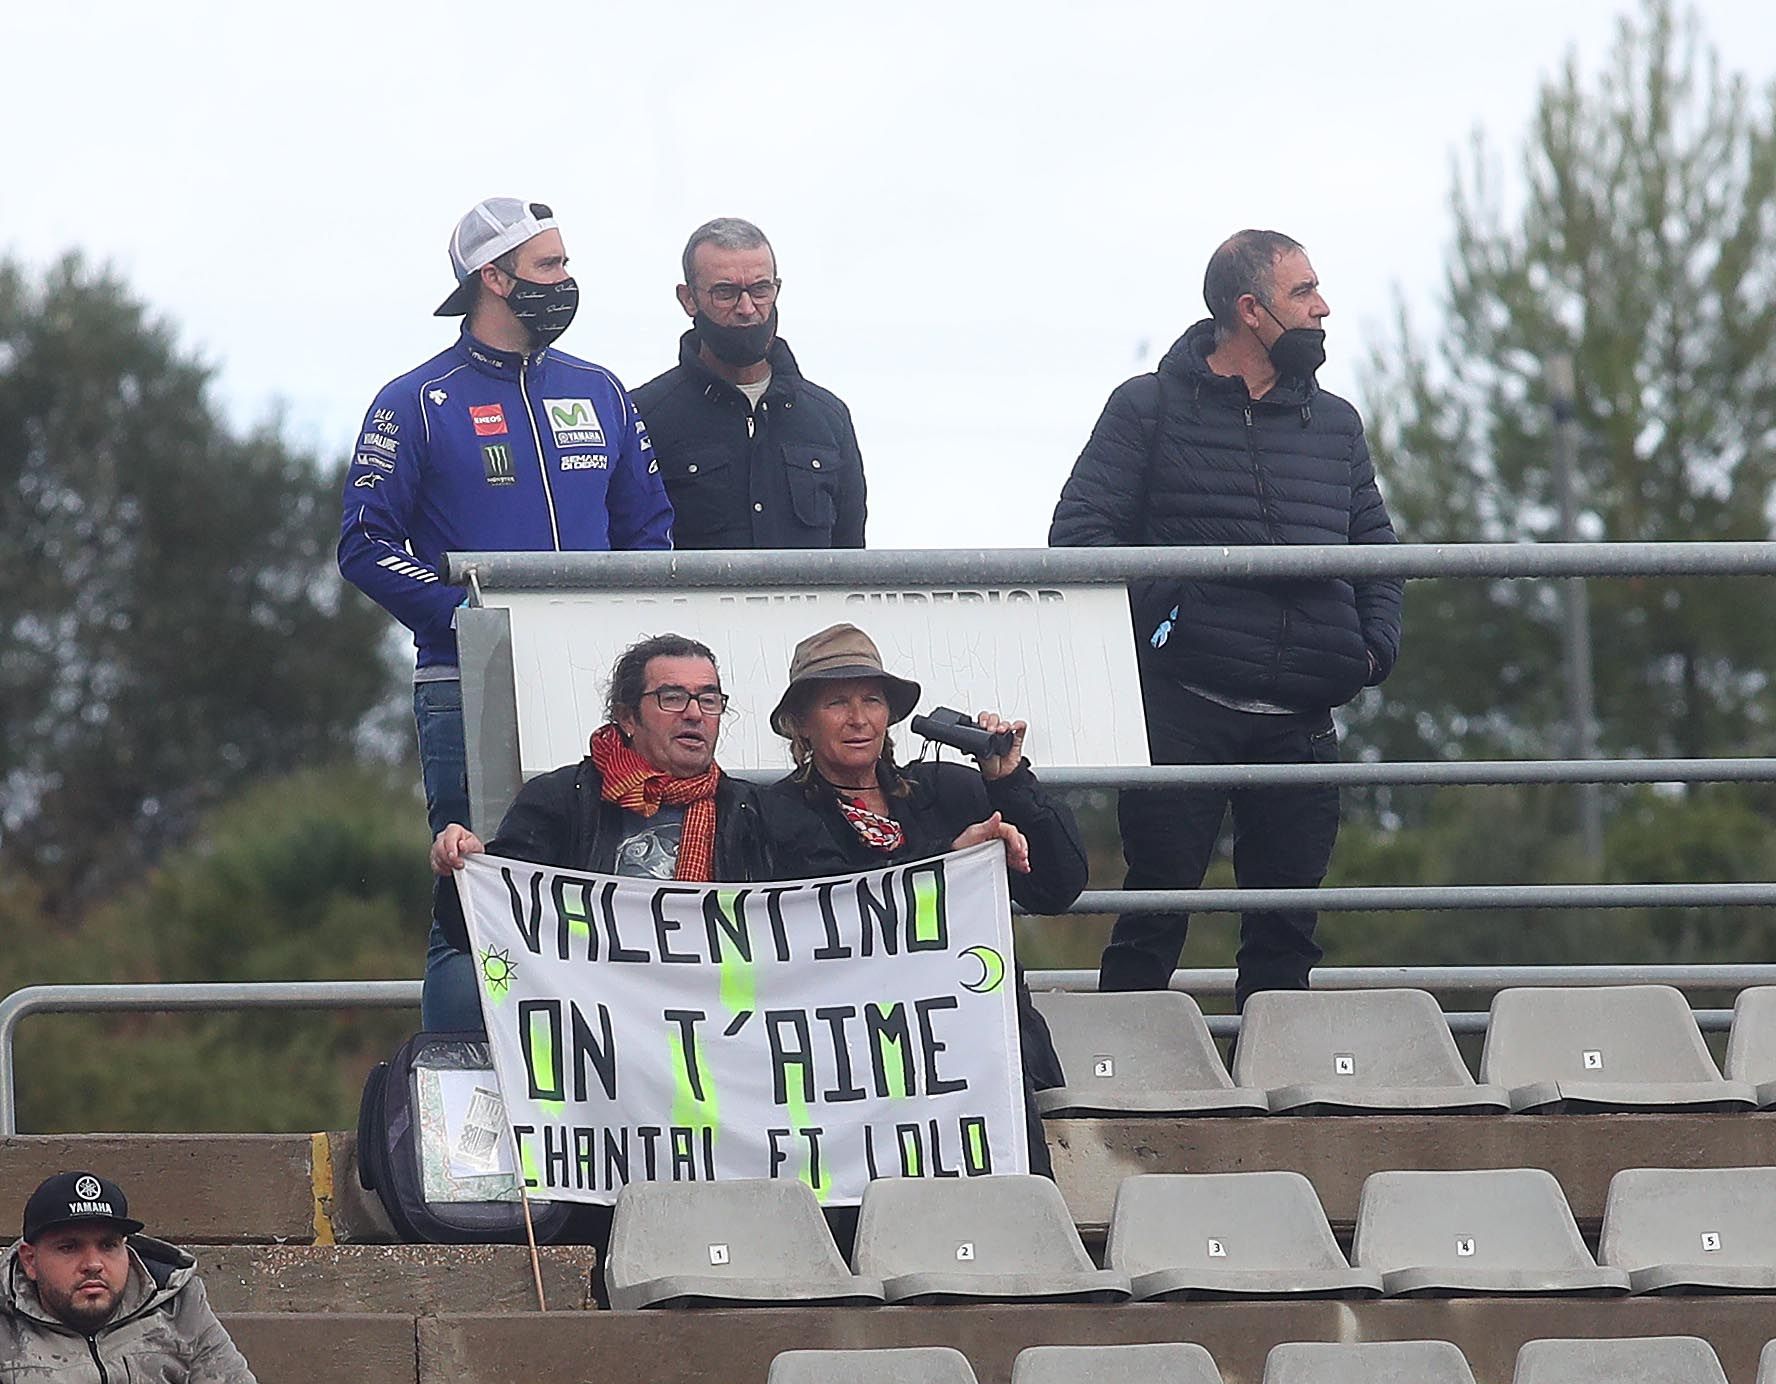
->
[1050, 229, 1403, 1007]
[633, 218, 866, 550]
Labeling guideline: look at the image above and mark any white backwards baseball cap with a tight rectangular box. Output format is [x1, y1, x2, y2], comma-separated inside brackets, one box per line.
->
[435, 197, 558, 316]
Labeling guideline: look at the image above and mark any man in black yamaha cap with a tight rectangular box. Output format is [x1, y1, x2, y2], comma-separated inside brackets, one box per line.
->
[2, 1171, 256, 1380]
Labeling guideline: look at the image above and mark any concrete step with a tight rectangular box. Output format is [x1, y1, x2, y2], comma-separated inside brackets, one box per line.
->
[9, 1118, 1776, 1251]
[418, 1298, 1776, 1384]
[0, 1134, 319, 1243]
[222, 1314, 415, 1384]
[197, 1244, 596, 1313]
[1049, 1111, 1776, 1239]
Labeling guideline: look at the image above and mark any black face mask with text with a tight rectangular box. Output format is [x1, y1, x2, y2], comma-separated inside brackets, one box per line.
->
[1259, 300, 1327, 379]
[504, 275, 580, 347]
[694, 307, 777, 368]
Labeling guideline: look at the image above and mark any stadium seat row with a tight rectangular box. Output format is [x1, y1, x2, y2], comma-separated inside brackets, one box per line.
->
[767, 1336, 1776, 1384]
[603, 1164, 1776, 1309]
[1032, 984, 1776, 1115]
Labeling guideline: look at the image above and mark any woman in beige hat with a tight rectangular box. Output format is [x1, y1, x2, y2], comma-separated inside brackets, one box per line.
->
[762, 622, 1088, 1177]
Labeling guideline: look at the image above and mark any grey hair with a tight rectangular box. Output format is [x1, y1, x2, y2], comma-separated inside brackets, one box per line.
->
[681, 217, 775, 286]
[1203, 230, 1303, 343]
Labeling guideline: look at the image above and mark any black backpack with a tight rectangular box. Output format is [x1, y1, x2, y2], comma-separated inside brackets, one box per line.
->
[356, 1031, 576, 1244]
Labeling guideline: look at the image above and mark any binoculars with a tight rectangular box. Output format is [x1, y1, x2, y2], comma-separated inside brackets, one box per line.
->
[909, 706, 1016, 760]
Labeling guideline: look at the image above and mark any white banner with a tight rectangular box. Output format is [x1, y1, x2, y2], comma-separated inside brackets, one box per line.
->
[482, 583, 1149, 774]
[454, 842, 1027, 1205]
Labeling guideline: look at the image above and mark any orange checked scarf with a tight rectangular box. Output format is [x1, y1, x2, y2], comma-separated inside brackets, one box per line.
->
[588, 723, 721, 881]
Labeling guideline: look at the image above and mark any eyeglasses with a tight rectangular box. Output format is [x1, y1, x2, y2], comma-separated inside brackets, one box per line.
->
[644, 685, 730, 715]
[701, 278, 781, 307]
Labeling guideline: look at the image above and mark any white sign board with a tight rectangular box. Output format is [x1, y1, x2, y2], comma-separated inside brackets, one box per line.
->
[483, 583, 1148, 775]
[455, 842, 1028, 1205]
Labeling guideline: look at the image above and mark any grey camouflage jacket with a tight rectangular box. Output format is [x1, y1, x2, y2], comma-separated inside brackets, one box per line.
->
[0, 1234, 255, 1382]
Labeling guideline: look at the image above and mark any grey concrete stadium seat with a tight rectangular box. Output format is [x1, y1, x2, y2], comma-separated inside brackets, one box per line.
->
[1600, 1166, 1776, 1293]
[1481, 985, 1758, 1112]
[1262, 1340, 1478, 1384]
[1726, 986, 1776, 1108]
[768, 1348, 978, 1384]
[605, 1179, 884, 1310]
[1105, 1172, 1380, 1300]
[1013, 1343, 1223, 1384]
[1030, 991, 1266, 1116]
[852, 1174, 1131, 1304]
[1352, 1168, 1630, 1296]
[1760, 1340, 1776, 1384]
[1511, 1336, 1729, 1384]
[1232, 988, 1510, 1114]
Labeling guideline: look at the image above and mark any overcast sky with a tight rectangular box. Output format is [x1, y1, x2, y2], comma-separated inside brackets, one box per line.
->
[8, 0, 1774, 549]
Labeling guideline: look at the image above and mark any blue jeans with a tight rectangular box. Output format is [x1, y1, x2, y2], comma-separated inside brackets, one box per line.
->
[414, 680, 485, 1033]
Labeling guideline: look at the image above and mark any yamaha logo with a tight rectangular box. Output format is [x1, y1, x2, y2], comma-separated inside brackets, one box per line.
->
[74, 1176, 102, 1201]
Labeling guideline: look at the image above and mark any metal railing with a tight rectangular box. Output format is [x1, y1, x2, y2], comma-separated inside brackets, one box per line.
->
[1024, 965, 1773, 1039]
[2, 967, 1758, 1130]
[448, 538, 1776, 834]
[430, 543, 1776, 1044]
[446, 541, 1776, 587]
[0, 983, 420, 1135]
[56, 958, 1776, 1128]
[8, 544, 1768, 1131]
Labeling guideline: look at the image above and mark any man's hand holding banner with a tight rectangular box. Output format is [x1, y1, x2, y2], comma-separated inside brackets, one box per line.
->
[454, 841, 1027, 1204]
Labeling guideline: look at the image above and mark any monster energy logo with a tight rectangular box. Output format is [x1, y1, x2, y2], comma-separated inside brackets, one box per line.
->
[482, 442, 516, 485]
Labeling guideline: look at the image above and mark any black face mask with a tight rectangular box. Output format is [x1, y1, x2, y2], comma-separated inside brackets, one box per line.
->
[1257, 301, 1326, 379]
[694, 307, 777, 367]
[504, 275, 579, 346]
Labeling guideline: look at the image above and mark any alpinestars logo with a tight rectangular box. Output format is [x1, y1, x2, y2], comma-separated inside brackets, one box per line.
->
[543, 398, 605, 447]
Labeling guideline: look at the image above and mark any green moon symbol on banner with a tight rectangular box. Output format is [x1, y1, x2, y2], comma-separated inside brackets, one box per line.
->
[960, 944, 1005, 994]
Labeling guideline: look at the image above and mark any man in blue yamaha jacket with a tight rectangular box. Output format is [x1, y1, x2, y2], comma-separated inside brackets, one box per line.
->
[339, 197, 674, 1029]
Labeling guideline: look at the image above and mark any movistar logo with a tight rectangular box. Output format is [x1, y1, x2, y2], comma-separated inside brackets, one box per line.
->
[542, 398, 605, 447]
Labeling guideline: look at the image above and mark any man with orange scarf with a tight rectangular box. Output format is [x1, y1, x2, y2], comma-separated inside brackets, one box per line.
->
[427, 633, 778, 1030]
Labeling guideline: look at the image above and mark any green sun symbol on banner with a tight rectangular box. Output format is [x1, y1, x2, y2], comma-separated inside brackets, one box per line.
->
[479, 947, 516, 998]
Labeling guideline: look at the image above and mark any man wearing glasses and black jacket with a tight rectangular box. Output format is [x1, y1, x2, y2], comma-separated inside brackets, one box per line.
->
[429, 634, 778, 1029]
[633, 218, 867, 550]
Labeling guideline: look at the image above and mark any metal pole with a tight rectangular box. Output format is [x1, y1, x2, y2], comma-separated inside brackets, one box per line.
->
[445, 541, 1776, 589]
[1547, 354, 1604, 864]
[1024, 964, 1776, 994]
[1012, 757, 1776, 790]
[1057, 882, 1776, 914]
[0, 982, 420, 1135]
[1197, 1009, 1732, 1039]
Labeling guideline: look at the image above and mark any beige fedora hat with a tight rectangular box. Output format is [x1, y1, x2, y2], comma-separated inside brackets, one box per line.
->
[769, 623, 922, 737]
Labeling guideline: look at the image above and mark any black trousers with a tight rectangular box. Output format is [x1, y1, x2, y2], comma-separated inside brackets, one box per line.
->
[1099, 676, 1340, 1009]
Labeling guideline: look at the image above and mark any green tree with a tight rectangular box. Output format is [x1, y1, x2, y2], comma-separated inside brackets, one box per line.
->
[1357, 0, 1776, 791]
[0, 256, 396, 914]
[6, 764, 428, 1133]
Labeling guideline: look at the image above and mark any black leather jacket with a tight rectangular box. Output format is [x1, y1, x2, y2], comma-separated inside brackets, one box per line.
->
[434, 760, 777, 951]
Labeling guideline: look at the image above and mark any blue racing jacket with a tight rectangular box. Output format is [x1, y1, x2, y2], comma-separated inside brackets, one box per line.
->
[338, 330, 675, 669]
